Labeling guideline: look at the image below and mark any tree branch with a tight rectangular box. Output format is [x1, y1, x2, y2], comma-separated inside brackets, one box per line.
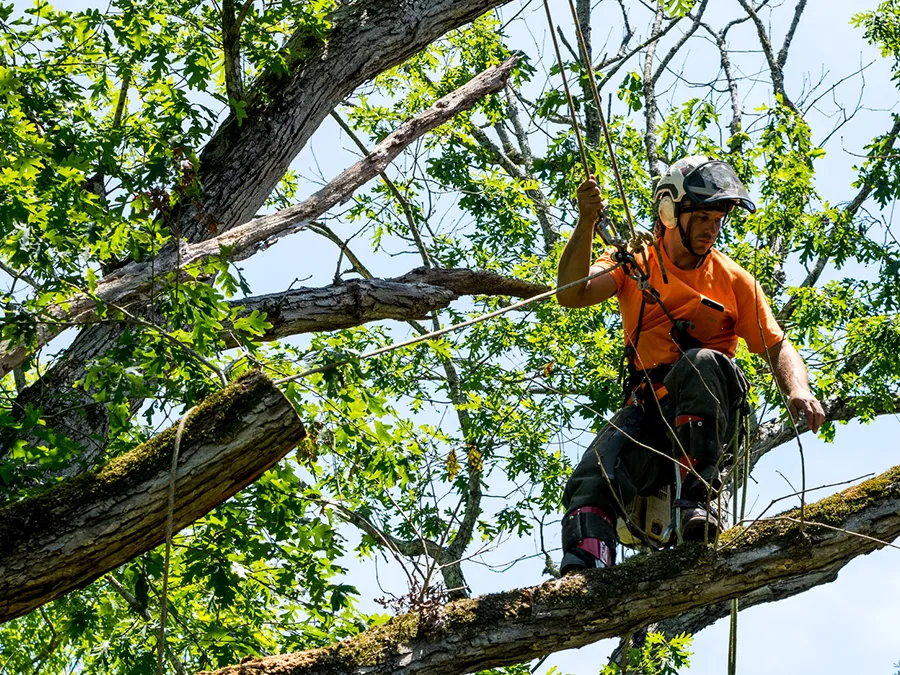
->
[594, 18, 681, 91]
[574, 0, 600, 146]
[610, 564, 842, 665]
[221, 268, 546, 347]
[642, 2, 665, 178]
[331, 111, 433, 268]
[222, 0, 245, 103]
[650, 0, 709, 87]
[750, 394, 900, 467]
[0, 370, 306, 624]
[735, 0, 796, 110]
[309, 222, 376, 279]
[776, 0, 808, 71]
[106, 576, 188, 675]
[201, 464, 900, 675]
[0, 57, 519, 381]
[702, 22, 742, 139]
[778, 114, 900, 322]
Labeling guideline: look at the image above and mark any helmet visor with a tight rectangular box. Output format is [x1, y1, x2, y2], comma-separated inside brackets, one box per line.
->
[683, 161, 756, 213]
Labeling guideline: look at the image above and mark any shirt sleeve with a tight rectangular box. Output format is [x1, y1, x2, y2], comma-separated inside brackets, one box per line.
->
[732, 271, 785, 354]
[594, 248, 627, 294]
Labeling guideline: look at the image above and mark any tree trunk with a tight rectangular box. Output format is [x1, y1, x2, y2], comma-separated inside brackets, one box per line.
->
[0, 370, 305, 624]
[181, 0, 516, 242]
[200, 465, 900, 675]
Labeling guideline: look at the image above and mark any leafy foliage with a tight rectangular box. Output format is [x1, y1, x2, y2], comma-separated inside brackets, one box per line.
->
[601, 632, 693, 675]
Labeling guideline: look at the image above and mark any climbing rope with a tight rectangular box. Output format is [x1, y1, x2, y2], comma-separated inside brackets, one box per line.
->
[564, 0, 636, 241]
[158, 406, 194, 675]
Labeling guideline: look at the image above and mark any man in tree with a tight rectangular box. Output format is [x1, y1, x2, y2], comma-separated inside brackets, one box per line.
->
[556, 156, 826, 574]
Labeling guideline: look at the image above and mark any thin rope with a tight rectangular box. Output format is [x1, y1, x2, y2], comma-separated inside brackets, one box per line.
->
[566, 0, 636, 240]
[274, 263, 622, 385]
[542, 0, 591, 179]
[158, 406, 194, 675]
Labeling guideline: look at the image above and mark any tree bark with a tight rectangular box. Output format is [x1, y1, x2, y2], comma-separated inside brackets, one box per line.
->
[199, 464, 900, 675]
[0, 57, 519, 382]
[224, 268, 547, 346]
[0, 370, 305, 625]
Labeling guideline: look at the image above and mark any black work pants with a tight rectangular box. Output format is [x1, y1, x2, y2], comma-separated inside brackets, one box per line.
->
[563, 348, 747, 525]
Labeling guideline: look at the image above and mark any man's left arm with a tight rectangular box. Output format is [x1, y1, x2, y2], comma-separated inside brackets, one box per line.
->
[767, 339, 826, 433]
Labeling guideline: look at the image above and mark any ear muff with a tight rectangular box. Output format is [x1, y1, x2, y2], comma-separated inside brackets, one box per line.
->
[657, 195, 677, 229]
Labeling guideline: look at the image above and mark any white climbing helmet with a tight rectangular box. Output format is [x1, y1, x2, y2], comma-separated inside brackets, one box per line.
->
[654, 155, 756, 213]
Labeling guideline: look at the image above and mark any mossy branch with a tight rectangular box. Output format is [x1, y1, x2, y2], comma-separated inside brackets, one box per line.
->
[0, 371, 305, 625]
[201, 465, 900, 675]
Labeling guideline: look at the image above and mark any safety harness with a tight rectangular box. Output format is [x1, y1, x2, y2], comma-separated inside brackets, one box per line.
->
[610, 238, 702, 406]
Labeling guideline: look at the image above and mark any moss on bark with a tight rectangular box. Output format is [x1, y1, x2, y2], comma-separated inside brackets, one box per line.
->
[0, 370, 279, 554]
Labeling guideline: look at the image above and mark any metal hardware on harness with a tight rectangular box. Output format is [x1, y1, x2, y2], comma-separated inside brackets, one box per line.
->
[594, 213, 620, 246]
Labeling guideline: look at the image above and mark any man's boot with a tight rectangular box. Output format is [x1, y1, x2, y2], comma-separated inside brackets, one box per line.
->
[560, 506, 615, 574]
[673, 417, 723, 543]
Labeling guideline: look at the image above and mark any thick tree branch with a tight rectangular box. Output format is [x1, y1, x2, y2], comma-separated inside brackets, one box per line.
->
[201, 465, 900, 675]
[222, 268, 546, 347]
[610, 564, 841, 664]
[0, 57, 518, 381]
[0, 370, 306, 624]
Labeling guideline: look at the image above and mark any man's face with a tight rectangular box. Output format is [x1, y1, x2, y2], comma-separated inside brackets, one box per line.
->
[678, 208, 725, 252]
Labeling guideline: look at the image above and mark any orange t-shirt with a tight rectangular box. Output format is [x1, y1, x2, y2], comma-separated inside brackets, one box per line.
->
[595, 242, 784, 371]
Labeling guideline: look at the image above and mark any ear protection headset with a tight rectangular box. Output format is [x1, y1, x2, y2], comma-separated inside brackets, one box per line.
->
[657, 193, 677, 229]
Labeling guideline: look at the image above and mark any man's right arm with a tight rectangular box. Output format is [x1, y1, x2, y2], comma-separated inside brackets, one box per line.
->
[556, 177, 618, 308]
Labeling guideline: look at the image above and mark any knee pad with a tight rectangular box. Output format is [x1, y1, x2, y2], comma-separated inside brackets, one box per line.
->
[561, 506, 616, 552]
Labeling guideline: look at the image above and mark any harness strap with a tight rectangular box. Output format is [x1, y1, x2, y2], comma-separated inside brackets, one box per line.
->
[561, 507, 616, 550]
[615, 240, 705, 403]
